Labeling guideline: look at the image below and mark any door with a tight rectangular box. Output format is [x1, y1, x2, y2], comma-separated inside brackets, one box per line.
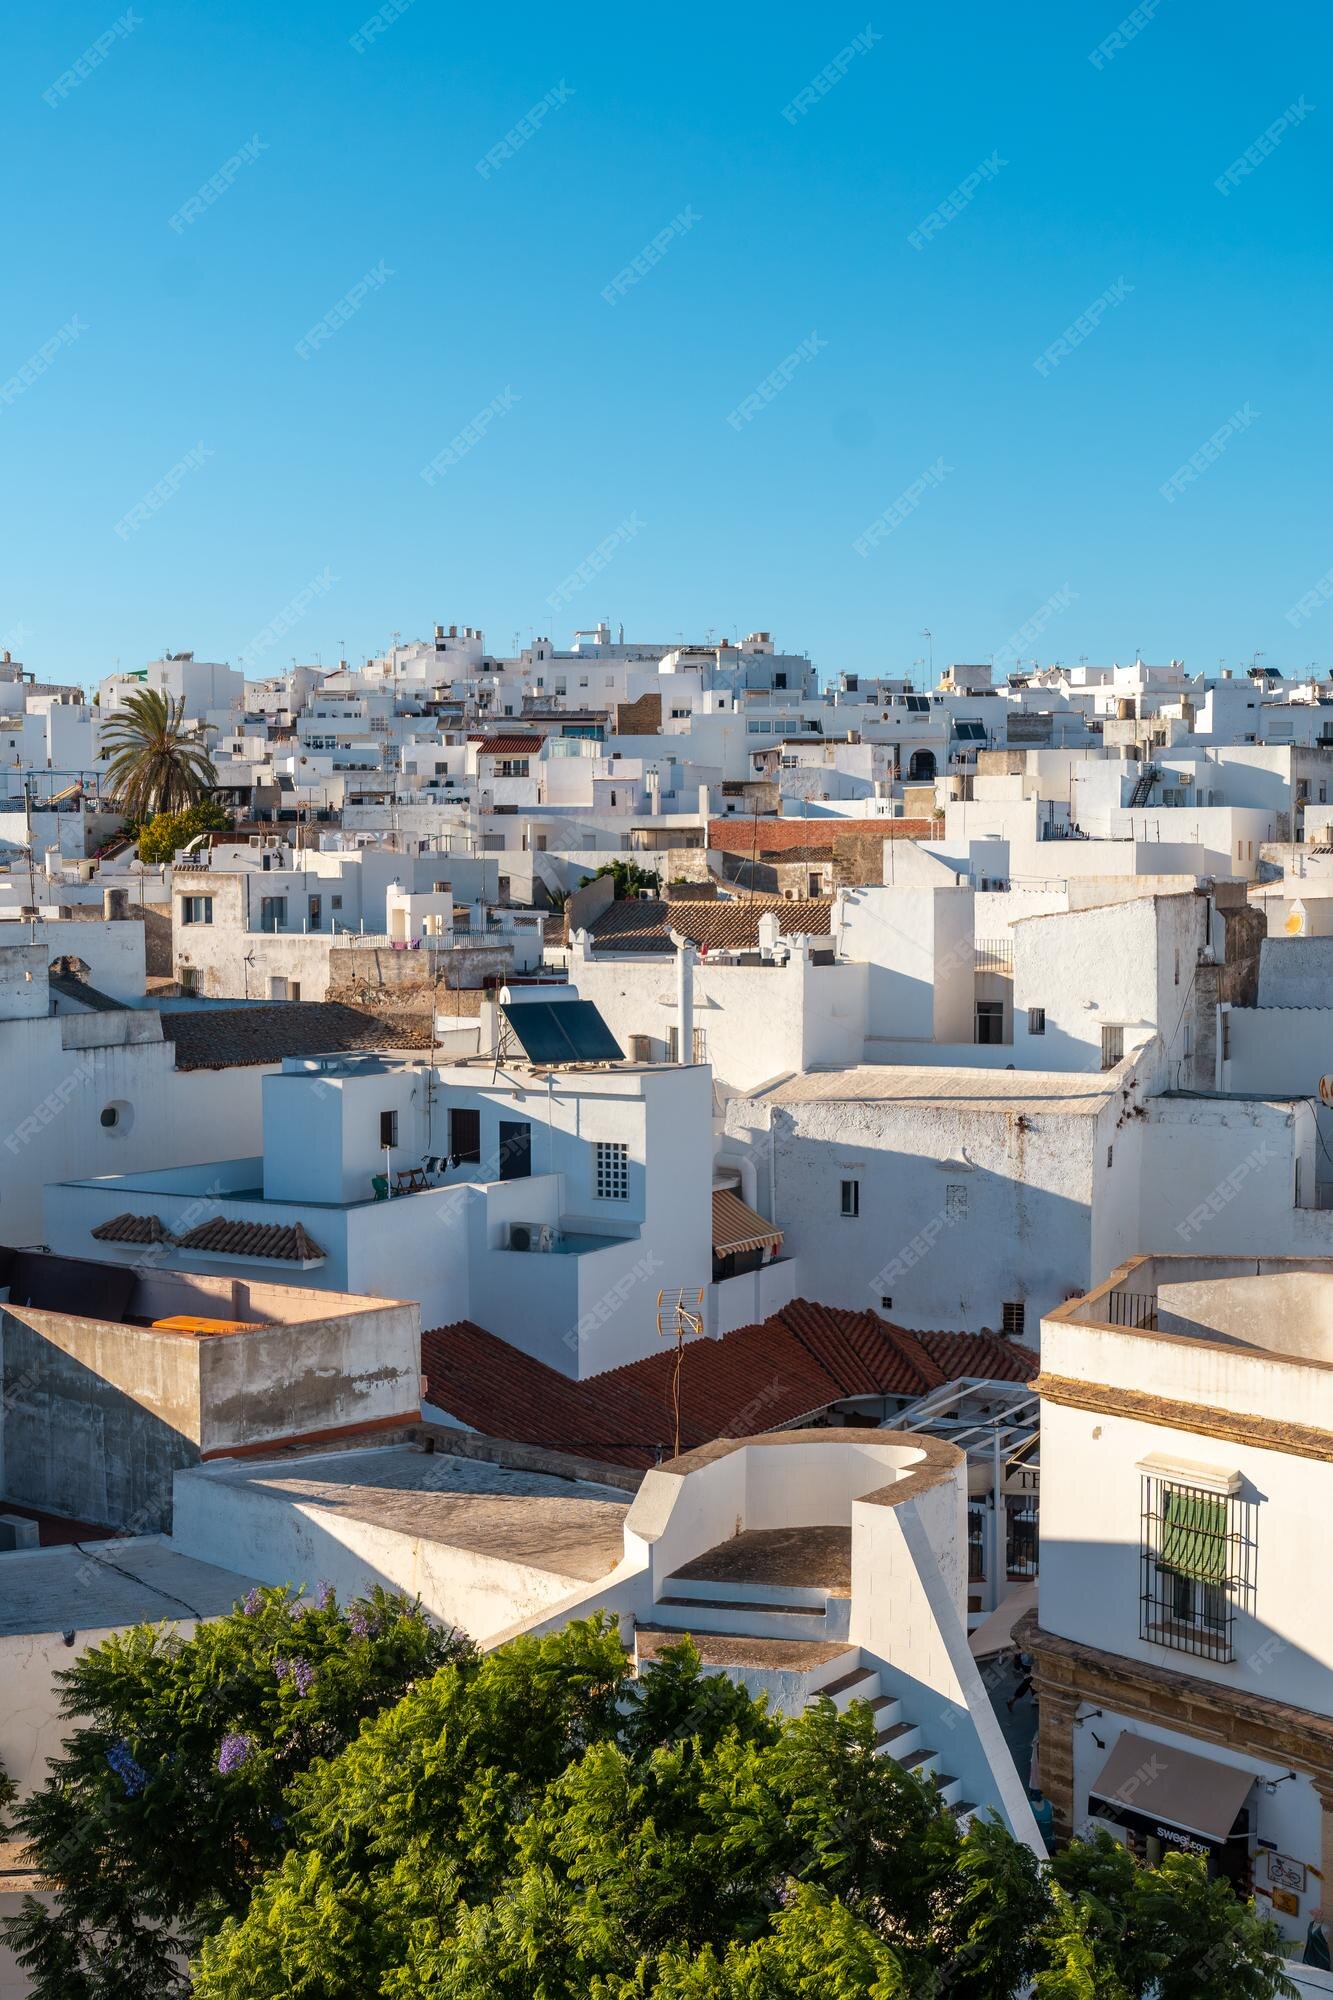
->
[498, 1120, 531, 1180]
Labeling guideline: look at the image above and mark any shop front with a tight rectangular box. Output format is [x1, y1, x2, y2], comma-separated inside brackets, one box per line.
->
[1086, 1730, 1256, 1894]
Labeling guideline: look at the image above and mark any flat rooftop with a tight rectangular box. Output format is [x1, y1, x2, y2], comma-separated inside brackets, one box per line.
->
[748, 1064, 1118, 1117]
[194, 1444, 630, 1580]
[0, 1537, 261, 1638]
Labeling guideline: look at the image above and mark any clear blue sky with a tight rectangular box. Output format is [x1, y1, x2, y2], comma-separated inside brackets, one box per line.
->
[4, 0, 1331, 686]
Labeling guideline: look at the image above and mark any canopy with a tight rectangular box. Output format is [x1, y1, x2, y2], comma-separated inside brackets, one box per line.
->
[712, 1189, 783, 1258]
[1089, 1731, 1254, 1845]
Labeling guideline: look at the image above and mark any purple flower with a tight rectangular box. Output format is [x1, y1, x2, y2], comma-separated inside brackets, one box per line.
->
[217, 1732, 253, 1775]
[240, 1588, 264, 1618]
[317, 1580, 335, 1611]
[274, 1656, 316, 1695]
[346, 1603, 378, 1639]
[289, 1600, 310, 1621]
[105, 1740, 146, 1796]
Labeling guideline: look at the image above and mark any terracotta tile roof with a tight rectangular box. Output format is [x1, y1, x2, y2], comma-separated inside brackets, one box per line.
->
[582, 896, 832, 956]
[470, 734, 543, 756]
[421, 1299, 1036, 1468]
[708, 817, 937, 856]
[164, 1003, 435, 1070]
[174, 1218, 326, 1262]
[90, 1212, 172, 1246]
[712, 1189, 783, 1256]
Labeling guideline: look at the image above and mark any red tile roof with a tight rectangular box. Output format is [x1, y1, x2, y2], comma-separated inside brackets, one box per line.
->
[165, 1003, 435, 1071]
[471, 734, 544, 756]
[174, 1218, 326, 1263]
[582, 896, 832, 955]
[421, 1300, 1036, 1468]
[91, 1212, 171, 1246]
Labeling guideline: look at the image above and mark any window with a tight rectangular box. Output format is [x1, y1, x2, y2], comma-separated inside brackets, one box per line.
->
[840, 1179, 860, 1217]
[498, 1119, 531, 1180]
[1107, 1144, 1114, 1168]
[1139, 1475, 1254, 1662]
[595, 1140, 630, 1200]
[1001, 1301, 1025, 1337]
[180, 896, 213, 926]
[178, 966, 198, 994]
[1100, 1024, 1124, 1069]
[259, 896, 286, 933]
[975, 1000, 1004, 1045]
[1027, 1007, 1045, 1036]
[449, 1106, 481, 1164]
[100, 1106, 119, 1129]
[331, 894, 342, 910]
[880, 1294, 892, 1310]
[379, 1110, 398, 1150]
[308, 895, 322, 928]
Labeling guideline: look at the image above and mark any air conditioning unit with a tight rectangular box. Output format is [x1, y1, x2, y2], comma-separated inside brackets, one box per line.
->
[508, 1222, 559, 1252]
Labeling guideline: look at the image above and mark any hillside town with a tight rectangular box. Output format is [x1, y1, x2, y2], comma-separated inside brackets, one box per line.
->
[0, 621, 1330, 1990]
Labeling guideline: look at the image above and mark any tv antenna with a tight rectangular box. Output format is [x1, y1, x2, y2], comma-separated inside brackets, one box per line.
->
[656, 1287, 705, 1458]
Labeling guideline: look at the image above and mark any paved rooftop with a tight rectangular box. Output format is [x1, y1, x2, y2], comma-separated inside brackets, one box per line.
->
[0, 1538, 261, 1638]
[749, 1064, 1119, 1117]
[198, 1444, 630, 1582]
[671, 1527, 852, 1595]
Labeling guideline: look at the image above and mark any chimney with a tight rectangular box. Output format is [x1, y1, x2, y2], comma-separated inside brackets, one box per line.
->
[674, 936, 695, 1063]
[103, 886, 128, 921]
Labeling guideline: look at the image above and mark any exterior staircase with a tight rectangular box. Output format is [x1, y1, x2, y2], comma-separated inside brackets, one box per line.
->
[634, 1537, 975, 1825]
[1128, 762, 1160, 806]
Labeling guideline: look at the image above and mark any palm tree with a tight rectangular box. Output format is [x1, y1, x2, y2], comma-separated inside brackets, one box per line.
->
[100, 687, 218, 818]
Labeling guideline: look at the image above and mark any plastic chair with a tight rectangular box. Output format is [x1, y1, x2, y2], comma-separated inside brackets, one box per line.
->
[371, 1174, 389, 1201]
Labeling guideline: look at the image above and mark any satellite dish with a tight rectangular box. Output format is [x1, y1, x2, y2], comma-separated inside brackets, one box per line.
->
[1318, 1076, 1333, 1107]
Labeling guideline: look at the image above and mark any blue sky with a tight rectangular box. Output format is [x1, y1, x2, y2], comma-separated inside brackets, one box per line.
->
[3, 0, 1331, 685]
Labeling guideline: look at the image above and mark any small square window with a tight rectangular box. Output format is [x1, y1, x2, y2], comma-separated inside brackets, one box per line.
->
[1001, 1301, 1025, 1337]
[880, 1294, 892, 1311]
[840, 1179, 860, 1218]
[1027, 1007, 1045, 1036]
[595, 1140, 629, 1200]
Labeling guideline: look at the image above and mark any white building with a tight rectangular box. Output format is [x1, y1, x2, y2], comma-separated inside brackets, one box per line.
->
[1026, 1253, 1333, 1952]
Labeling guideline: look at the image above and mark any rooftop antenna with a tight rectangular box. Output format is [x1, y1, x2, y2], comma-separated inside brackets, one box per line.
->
[920, 628, 934, 679]
[656, 1287, 706, 1458]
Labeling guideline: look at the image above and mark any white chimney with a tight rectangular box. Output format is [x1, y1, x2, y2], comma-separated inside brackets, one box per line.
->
[673, 935, 695, 1063]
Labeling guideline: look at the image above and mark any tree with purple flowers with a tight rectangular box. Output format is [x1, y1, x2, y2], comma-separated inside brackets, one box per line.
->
[0, 1582, 468, 2000]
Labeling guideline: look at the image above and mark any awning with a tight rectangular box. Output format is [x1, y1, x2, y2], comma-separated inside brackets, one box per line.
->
[712, 1189, 783, 1258]
[1088, 1731, 1254, 1846]
[968, 1581, 1037, 1659]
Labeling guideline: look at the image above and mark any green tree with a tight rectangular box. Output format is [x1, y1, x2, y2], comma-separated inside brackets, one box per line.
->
[1, 1583, 467, 2000]
[136, 796, 232, 863]
[583, 860, 662, 899]
[189, 1622, 1291, 2000]
[100, 687, 218, 818]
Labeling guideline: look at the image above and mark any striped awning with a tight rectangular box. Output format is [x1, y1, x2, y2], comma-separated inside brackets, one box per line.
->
[712, 1189, 783, 1258]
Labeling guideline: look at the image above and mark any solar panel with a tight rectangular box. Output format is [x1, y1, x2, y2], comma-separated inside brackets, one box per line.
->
[501, 999, 624, 1065]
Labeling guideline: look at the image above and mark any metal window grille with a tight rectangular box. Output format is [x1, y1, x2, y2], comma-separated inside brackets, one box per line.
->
[595, 1141, 629, 1201]
[1007, 1505, 1039, 1578]
[1002, 1301, 1025, 1337]
[967, 1505, 986, 1583]
[1139, 1476, 1255, 1662]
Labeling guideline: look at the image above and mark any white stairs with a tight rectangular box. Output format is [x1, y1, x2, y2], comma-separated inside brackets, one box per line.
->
[638, 1566, 974, 1823]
